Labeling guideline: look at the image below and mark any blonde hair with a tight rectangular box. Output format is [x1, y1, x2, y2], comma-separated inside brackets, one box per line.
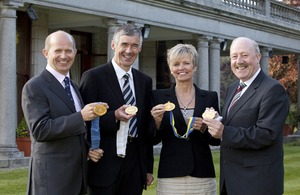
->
[167, 44, 198, 66]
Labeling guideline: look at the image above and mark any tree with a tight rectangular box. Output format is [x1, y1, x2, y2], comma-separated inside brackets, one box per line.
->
[280, 0, 300, 7]
[269, 54, 298, 103]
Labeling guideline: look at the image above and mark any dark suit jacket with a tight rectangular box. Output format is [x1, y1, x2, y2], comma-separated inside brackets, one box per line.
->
[22, 69, 88, 195]
[79, 61, 153, 189]
[220, 70, 289, 195]
[152, 84, 220, 178]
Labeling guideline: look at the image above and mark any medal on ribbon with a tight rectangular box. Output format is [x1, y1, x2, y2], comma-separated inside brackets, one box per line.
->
[169, 111, 195, 139]
[91, 103, 107, 149]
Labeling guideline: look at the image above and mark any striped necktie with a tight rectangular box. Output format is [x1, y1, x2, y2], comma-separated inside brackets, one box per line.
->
[122, 73, 138, 137]
[63, 77, 74, 105]
[228, 82, 246, 112]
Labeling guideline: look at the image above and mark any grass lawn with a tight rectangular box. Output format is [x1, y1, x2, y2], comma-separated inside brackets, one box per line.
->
[1, 143, 299, 195]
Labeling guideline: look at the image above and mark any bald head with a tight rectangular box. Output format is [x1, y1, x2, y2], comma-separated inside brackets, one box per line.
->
[45, 30, 76, 51]
[230, 37, 260, 55]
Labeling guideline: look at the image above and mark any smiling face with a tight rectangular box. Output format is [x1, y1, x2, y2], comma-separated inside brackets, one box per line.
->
[43, 31, 77, 75]
[230, 37, 261, 82]
[111, 34, 141, 71]
[169, 53, 196, 83]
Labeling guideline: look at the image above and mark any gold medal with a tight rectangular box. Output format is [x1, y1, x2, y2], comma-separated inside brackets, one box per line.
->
[202, 107, 216, 119]
[125, 106, 138, 115]
[94, 104, 107, 116]
[164, 101, 175, 111]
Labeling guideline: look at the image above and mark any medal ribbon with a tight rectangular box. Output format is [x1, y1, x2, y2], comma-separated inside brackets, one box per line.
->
[169, 112, 195, 139]
[91, 102, 102, 149]
[91, 117, 100, 149]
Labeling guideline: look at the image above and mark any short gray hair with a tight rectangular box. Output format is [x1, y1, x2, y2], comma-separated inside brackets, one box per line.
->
[112, 24, 143, 48]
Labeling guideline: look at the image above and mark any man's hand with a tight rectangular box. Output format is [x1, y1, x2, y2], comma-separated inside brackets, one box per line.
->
[146, 173, 154, 186]
[81, 102, 109, 121]
[203, 118, 224, 139]
[114, 105, 136, 122]
[88, 148, 104, 162]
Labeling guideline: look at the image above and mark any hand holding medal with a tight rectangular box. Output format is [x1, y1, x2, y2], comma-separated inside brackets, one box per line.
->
[202, 107, 217, 120]
[164, 101, 175, 111]
[125, 105, 138, 115]
[202, 107, 223, 121]
[91, 102, 108, 150]
[201, 107, 223, 134]
[94, 104, 107, 116]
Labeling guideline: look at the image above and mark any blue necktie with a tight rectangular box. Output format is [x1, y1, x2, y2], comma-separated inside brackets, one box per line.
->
[122, 73, 138, 137]
[63, 77, 74, 105]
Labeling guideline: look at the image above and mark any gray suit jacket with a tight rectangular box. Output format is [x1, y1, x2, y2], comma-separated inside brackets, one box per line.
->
[220, 70, 289, 195]
[22, 69, 88, 195]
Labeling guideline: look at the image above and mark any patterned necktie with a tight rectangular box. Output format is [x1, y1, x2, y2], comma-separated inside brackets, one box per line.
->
[122, 73, 138, 137]
[228, 82, 246, 112]
[63, 77, 74, 104]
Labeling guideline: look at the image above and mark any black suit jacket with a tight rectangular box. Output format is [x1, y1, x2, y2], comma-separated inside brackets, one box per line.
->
[220, 70, 289, 195]
[22, 69, 88, 195]
[80, 61, 153, 188]
[152, 84, 220, 178]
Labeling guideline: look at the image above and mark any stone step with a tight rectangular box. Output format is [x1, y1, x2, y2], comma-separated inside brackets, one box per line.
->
[0, 157, 30, 169]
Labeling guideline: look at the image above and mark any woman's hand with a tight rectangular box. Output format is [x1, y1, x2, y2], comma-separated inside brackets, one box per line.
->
[151, 104, 166, 129]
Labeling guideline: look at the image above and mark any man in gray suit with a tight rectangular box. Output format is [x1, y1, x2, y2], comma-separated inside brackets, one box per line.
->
[22, 30, 105, 195]
[203, 37, 289, 195]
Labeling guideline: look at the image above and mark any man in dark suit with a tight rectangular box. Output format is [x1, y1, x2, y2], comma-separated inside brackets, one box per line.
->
[22, 30, 104, 195]
[80, 24, 154, 195]
[203, 37, 289, 195]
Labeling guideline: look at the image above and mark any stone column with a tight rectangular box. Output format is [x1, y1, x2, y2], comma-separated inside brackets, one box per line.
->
[0, 1, 24, 159]
[92, 27, 107, 67]
[209, 37, 222, 100]
[128, 21, 145, 71]
[265, 0, 271, 17]
[103, 18, 127, 63]
[260, 47, 270, 75]
[30, 8, 48, 77]
[296, 55, 300, 135]
[195, 35, 212, 90]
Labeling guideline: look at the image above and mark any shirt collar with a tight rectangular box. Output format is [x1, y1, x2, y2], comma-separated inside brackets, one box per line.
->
[46, 64, 70, 84]
[242, 68, 261, 87]
[112, 59, 133, 80]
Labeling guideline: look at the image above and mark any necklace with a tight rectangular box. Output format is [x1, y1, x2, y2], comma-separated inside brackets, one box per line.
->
[176, 88, 195, 117]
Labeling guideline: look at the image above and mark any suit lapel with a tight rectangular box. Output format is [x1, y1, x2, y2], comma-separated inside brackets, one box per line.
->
[41, 70, 76, 112]
[71, 80, 84, 108]
[193, 85, 207, 118]
[104, 63, 125, 104]
[132, 69, 141, 108]
[222, 81, 239, 119]
[225, 70, 265, 124]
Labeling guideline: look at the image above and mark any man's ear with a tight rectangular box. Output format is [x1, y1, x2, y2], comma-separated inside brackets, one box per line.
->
[111, 40, 115, 50]
[42, 49, 48, 58]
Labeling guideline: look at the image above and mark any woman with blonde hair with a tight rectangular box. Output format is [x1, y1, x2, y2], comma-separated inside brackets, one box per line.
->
[151, 43, 220, 195]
